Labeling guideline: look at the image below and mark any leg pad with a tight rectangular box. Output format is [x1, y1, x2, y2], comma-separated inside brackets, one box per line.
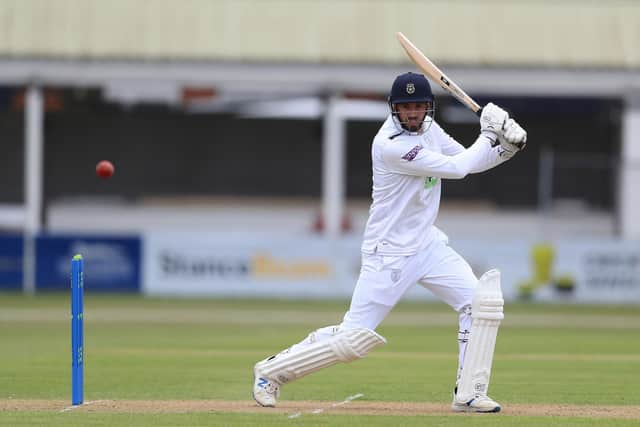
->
[456, 269, 503, 402]
[256, 328, 386, 384]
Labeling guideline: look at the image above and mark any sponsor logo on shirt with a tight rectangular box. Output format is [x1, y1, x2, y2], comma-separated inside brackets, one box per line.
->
[424, 176, 438, 189]
[401, 145, 423, 161]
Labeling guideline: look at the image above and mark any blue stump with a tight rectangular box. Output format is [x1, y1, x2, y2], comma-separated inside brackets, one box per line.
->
[71, 254, 84, 405]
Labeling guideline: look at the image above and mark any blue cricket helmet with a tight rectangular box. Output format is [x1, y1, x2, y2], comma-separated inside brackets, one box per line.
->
[389, 72, 434, 105]
[388, 72, 435, 133]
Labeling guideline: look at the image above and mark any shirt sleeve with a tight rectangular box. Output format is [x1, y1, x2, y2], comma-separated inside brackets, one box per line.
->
[471, 145, 511, 173]
[433, 122, 466, 156]
[381, 134, 503, 179]
[432, 121, 509, 173]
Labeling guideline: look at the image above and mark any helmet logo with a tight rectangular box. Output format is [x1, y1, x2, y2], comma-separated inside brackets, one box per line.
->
[406, 83, 415, 94]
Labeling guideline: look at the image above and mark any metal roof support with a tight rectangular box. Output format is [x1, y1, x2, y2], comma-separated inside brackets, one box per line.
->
[23, 84, 43, 294]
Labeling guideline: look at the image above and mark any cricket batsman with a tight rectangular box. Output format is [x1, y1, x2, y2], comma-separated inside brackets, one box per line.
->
[252, 72, 527, 413]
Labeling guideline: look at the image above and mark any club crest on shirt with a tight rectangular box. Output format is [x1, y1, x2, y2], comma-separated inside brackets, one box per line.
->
[401, 145, 423, 161]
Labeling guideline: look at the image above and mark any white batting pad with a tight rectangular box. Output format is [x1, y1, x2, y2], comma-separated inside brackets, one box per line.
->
[456, 269, 504, 402]
[255, 328, 386, 385]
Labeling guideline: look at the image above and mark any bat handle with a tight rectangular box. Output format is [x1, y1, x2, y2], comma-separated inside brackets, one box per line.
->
[477, 105, 516, 122]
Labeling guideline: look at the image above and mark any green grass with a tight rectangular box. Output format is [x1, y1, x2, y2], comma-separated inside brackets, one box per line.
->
[1, 293, 639, 426]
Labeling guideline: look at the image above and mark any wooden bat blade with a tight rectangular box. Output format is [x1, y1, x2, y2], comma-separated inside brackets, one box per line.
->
[396, 32, 482, 115]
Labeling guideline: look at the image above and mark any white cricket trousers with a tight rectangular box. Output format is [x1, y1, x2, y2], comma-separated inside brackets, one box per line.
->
[285, 236, 478, 378]
[341, 237, 477, 330]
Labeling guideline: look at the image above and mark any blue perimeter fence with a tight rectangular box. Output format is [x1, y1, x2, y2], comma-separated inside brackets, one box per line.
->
[0, 233, 141, 292]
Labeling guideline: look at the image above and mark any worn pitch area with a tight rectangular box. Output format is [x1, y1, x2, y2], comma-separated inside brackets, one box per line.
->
[1, 400, 640, 419]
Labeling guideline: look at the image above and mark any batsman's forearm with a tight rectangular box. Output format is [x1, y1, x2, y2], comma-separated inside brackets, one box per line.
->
[445, 135, 496, 178]
[470, 145, 509, 173]
[469, 133, 512, 173]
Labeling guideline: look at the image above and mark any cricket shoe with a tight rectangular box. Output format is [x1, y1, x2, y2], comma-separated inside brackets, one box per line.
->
[252, 362, 280, 407]
[451, 387, 501, 413]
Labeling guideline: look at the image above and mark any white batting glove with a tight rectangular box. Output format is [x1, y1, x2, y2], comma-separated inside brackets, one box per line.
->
[480, 103, 509, 140]
[499, 118, 527, 153]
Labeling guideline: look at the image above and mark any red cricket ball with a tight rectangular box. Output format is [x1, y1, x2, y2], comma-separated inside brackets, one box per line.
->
[96, 160, 115, 179]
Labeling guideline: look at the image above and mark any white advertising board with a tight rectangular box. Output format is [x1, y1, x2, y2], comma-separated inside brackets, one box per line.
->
[143, 232, 361, 298]
[448, 238, 640, 303]
[143, 231, 640, 303]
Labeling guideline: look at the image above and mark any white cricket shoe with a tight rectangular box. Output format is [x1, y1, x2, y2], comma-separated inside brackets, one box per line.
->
[252, 363, 280, 407]
[451, 394, 501, 413]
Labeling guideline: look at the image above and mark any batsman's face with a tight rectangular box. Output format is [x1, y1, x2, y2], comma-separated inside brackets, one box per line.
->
[396, 102, 431, 132]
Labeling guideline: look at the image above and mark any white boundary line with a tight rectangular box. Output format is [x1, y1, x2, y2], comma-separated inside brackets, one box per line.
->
[59, 400, 107, 413]
[287, 393, 364, 419]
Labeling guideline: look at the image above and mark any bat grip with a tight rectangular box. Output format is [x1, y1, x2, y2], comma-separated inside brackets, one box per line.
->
[476, 106, 483, 118]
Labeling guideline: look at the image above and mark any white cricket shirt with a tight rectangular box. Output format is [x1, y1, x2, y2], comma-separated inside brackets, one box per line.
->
[361, 116, 509, 256]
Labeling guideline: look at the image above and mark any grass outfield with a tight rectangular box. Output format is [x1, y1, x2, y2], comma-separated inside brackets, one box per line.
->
[1, 294, 639, 426]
